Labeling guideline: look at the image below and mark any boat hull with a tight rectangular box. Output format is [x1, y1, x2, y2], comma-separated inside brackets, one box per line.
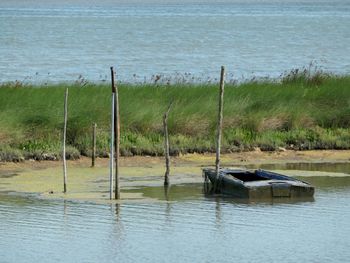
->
[203, 168, 315, 198]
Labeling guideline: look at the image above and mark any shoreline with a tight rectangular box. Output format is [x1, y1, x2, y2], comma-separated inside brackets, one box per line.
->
[1, 150, 350, 203]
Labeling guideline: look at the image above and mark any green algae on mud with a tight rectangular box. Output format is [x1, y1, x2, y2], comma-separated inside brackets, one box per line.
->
[1, 151, 350, 202]
[0, 162, 203, 203]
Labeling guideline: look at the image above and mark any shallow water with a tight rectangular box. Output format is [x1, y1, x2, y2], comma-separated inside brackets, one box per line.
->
[247, 162, 350, 175]
[1, 165, 350, 262]
[1, 0, 349, 83]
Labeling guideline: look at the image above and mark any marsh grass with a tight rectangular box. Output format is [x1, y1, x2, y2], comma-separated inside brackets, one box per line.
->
[0, 73, 349, 161]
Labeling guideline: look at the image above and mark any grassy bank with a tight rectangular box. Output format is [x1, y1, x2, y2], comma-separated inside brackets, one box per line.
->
[0, 74, 349, 161]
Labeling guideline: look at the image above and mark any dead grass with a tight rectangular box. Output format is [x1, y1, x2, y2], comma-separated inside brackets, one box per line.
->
[259, 115, 290, 132]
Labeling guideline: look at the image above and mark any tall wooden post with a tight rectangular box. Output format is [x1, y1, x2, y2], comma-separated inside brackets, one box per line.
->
[91, 123, 97, 167]
[111, 67, 120, 200]
[163, 102, 173, 186]
[109, 91, 115, 200]
[63, 88, 68, 193]
[214, 66, 225, 192]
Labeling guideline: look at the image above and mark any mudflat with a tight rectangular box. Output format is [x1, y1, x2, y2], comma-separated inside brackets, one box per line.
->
[0, 150, 349, 202]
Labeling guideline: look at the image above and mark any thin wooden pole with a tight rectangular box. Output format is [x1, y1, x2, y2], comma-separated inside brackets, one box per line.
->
[91, 123, 97, 167]
[114, 76, 120, 199]
[111, 67, 120, 200]
[109, 92, 115, 200]
[214, 66, 225, 192]
[115, 75, 121, 200]
[163, 102, 173, 186]
[63, 88, 68, 193]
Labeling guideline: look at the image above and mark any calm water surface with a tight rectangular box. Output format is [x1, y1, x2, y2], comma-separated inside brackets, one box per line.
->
[1, 164, 350, 262]
[247, 162, 350, 174]
[0, 0, 349, 83]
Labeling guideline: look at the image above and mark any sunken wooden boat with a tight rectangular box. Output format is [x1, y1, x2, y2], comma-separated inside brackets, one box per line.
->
[203, 168, 315, 198]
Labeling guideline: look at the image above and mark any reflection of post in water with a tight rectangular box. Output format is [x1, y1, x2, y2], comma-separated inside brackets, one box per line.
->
[164, 185, 170, 201]
[63, 200, 68, 217]
[115, 203, 121, 223]
[62, 200, 70, 234]
[164, 186, 172, 225]
[215, 197, 222, 226]
[203, 170, 211, 194]
[111, 203, 125, 242]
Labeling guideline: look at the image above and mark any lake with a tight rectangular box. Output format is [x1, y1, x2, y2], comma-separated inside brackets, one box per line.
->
[1, 165, 350, 262]
[0, 0, 349, 83]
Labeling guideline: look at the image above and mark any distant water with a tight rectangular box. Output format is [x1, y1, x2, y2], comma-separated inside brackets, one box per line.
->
[0, 0, 349, 83]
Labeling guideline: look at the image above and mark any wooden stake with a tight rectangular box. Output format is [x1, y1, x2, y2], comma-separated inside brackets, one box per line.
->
[111, 67, 120, 200]
[63, 88, 68, 193]
[115, 87, 120, 200]
[91, 123, 97, 167]
[109, 92, 115, 200]
[214, 66, 225, 192]
[163, 102, 173, 186]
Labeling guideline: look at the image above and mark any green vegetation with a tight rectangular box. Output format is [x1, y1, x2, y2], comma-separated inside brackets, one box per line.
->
[0, 73, 349, 161]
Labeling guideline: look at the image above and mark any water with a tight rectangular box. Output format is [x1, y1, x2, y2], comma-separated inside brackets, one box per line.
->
[1, 166, 350, 262]
[1, 0, 350, 83]
[247, 162, 350, 175]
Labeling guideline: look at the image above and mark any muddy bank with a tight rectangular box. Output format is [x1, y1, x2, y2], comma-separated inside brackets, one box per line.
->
[0, 150, 349, 202]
